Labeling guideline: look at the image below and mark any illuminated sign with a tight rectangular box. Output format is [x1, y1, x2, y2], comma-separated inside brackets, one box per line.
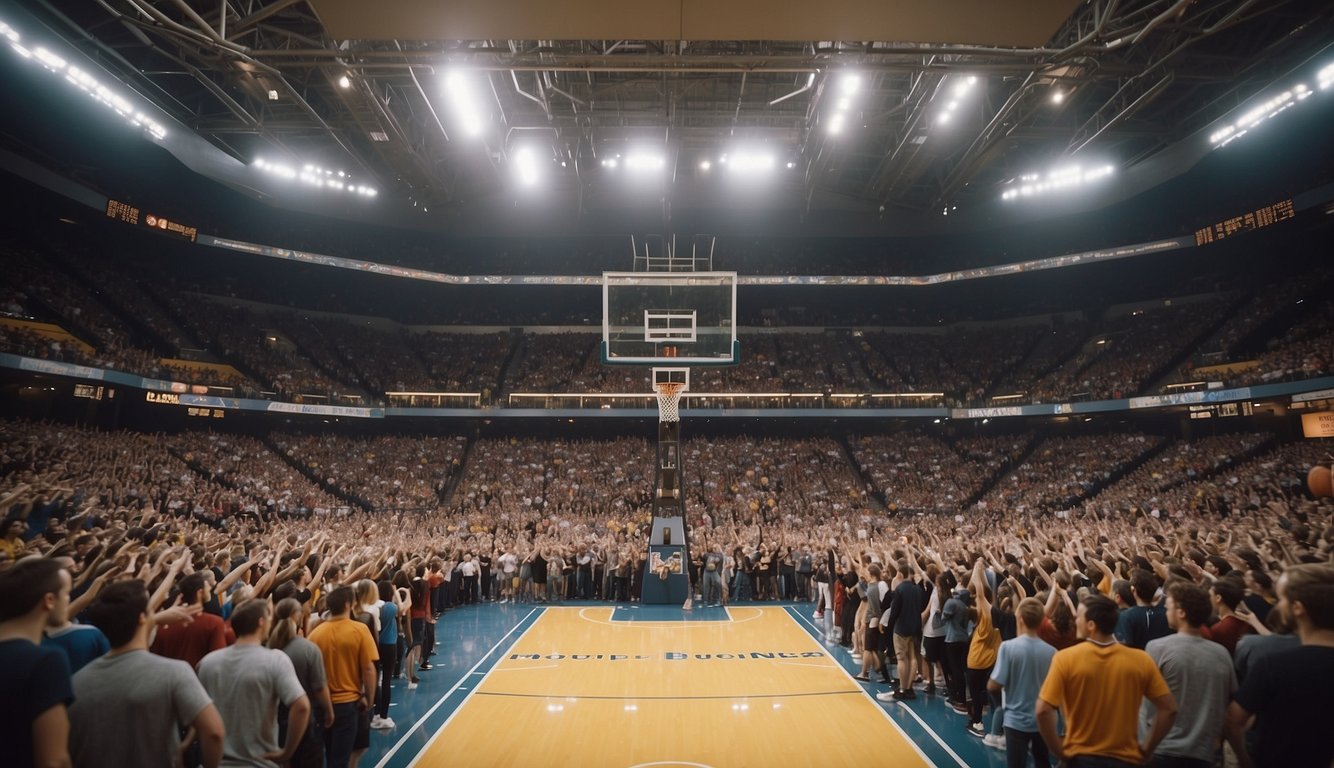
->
[146, 391, 180, 405]
[144, 213, 198, 242]
[72, 383, 104, 400]
[1194, 199, 1295, 245]
[1302, 411, 1334, 438]
[105, 198, 139, 225]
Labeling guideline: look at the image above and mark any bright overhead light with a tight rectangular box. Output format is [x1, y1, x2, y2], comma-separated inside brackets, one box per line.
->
[1000, 163, 1114, 201]
[827, 112, 845, 134]
[338, 75, 351, 89]
[699, 160, 711, 170]
[256, 157, 376, 197]
[1051, 90, 1065, 104]
[726, 151, 775, 172]
[444, 70, 488, 138]
[625, 152, 666, 171]
[936, 112, 951, 125]
[514, 147, 541, 187]
[267, 89, 279, 101]
[786, 161, 796, 169]
[840, 73, 861, 96]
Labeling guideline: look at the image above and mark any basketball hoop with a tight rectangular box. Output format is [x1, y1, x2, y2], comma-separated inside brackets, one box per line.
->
[654, 381, 686, 423]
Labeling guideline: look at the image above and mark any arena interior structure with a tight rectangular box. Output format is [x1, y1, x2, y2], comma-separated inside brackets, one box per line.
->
[2, 1, 1334, 767]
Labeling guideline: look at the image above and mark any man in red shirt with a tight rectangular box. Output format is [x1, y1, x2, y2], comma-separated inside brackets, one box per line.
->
[1207, 577, 1254, 657]
[151, 572, 227, 669]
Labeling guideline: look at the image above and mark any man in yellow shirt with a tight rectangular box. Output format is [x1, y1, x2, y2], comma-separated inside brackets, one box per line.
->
[308, 586, 378, 768]
[1036, 593, 1177, 768]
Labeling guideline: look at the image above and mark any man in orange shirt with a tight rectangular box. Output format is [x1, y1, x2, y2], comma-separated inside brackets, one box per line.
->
[308, 586, 378, 768]
[1036, 594, 1177, 768]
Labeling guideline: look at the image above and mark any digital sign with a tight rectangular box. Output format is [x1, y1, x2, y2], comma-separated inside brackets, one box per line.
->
[1194, 199, 1295, 245]
[144, 213, 198, 242]
[105, 198, 140, 225]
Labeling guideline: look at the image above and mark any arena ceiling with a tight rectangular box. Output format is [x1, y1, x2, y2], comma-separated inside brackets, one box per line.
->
[11, 0, 1334, 227]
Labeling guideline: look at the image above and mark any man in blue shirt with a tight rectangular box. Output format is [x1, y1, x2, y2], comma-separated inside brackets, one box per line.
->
[989, 596, 1056, 767]
[0, 557, 75, 768]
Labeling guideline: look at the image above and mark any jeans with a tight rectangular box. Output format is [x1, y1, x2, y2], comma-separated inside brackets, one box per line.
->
[703, 572, 723, 604]
[326, 702, 361, 768]
[376, 642, 395, 718]
[1004, 727, 1051, 768]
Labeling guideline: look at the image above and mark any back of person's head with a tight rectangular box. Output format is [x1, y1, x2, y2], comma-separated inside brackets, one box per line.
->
[326, 585, 355, 616]
[86, 579, 149, 648]
[177, 572, 207, 605]
[1211, 577, 1245, 611]
[268, 597, 304, 651]
[1081, 593, 1119, 636]
[1130, 569, 1158, 604]
[1248, 568, 1273, 592]
[1281, 562, 1334, 631]
[0, 557, 66, 621]
[896, 562, 912, 580]
[230, 598, 270, 637]
[272, 580, 298, 603]
[1016, 597, 1045, 630]
[1166, 581, 1211, 628]
[356, 578, 377, 605]
[378, 580, 394, 602]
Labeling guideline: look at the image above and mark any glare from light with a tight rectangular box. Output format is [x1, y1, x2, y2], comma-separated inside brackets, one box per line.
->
[444, 70, 488, 138]
[840, 73, 861, 96]
[699, 160, 712, 170]
[952, 81, 969, 99]
[514, 146, 541, 187]
[625, 152, 666, 171]
[827, 112, 845, 134]
[267, 89, 279, 101]
[937, 112, 951, 125]
[1000, 163, 1114, 201]
[338, 75, 351, 89]
[836, 97, 851, 111]
[1051, 90, 1065, 104]
[256, 157, 376, 197]
[2, 23, 167, 140]
[786, 161, 796, 169]
[726, 151, 775, 172]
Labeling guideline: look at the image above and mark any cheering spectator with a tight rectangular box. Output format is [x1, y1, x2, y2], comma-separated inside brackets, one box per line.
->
[71, 579, 224, 768]
[988, 596, 1057, 765]
[0, 557, 74, 768]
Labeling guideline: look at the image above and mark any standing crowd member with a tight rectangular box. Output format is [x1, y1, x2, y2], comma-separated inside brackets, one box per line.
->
[1226, 562, 1334, 768]
[308, 585, 379, 768]
[0, 557, 75, 768]
[1036, 594, 1178, 768]
[989, 596, 1056, 765]
[70, 580, 224, 768]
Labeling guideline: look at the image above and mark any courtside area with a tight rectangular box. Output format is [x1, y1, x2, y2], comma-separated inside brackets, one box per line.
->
[367, 603, 998, 768]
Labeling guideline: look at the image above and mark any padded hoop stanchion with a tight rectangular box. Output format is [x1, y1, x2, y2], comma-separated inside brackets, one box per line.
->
[655, 381, 685, 423]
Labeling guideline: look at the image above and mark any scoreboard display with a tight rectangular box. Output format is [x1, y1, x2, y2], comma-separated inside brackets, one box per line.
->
[1194, 198, 1295, 245]
[105, 198, 198, 242]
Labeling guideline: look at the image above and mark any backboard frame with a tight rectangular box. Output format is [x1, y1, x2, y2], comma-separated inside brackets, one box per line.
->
[601, 271, 740, 366]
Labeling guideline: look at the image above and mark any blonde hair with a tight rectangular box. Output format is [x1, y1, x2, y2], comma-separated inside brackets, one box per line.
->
[267, 597, 304, 651]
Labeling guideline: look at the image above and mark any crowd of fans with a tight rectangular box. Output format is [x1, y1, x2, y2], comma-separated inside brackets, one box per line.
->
[1, 414, 1330, 766]
[3, 240, 1331, 410]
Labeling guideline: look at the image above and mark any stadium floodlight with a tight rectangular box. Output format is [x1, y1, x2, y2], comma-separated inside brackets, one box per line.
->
[827, 112, 846, 134]
[444, 70, 488, 138]
[624, 152, 666, 171]
[825, 71, 861, 136]
[699, 160, 711, 171]
[1051, 90, 1066, 105]
[726, 150, 776, 173]
[1320, 62, 1334, 90]
[338, 75, 351, 89]
[513, 146, 542, 187]
[257, 157, 376, 197]
[840, 73, 861, 96]
[1000, 163, 1115, 201]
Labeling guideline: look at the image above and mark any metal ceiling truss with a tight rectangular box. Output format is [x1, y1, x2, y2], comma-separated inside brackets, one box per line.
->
[23, 0, 1334, 214]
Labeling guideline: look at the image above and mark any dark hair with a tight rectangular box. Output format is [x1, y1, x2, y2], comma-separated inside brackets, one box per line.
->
[1166, 581, 1211, 628]
[1211, 578, 1245, 611]
[378, 581, 394, 602]
[1081, 594, 1119, 635]
[325, 585, 355, 616]
[86, 580, 150, 648]
[0, 557, 66, 621]
[271, 580, 298, 603]
[1130, 570, 1159, 604]
[177, 572, 207, 605]
[230, 598, 270, 637]
[1282, 563, 1334, 631]
[1112, 579, 1134, 607]
[1248, 569, 1272, 591]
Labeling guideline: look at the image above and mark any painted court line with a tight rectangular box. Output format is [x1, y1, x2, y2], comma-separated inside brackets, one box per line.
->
[473, 689, 861, 701]
[577, 605, 763, 627]
[396, 607, 549, 767]
[786, 607, 957, 768]
[896, 702, 972, 768]
[372, 607, 539, 768]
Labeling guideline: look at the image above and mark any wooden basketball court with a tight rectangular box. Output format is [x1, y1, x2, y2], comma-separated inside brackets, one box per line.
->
[385, 605, 938, 767]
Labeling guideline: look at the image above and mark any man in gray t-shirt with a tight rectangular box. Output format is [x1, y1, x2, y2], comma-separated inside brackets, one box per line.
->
[71, 579, 224, 768]
[198, 600, 310, 768]
[1142, 582, 1241, 767]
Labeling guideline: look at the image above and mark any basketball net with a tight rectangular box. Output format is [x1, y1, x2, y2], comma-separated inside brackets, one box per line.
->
[654, 381, 686, 423]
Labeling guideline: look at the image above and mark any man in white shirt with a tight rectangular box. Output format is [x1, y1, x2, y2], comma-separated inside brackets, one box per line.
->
[498, 549, 518, 603]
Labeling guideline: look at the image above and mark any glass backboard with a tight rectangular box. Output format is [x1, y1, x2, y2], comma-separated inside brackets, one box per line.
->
[601, 272, 739, 366]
